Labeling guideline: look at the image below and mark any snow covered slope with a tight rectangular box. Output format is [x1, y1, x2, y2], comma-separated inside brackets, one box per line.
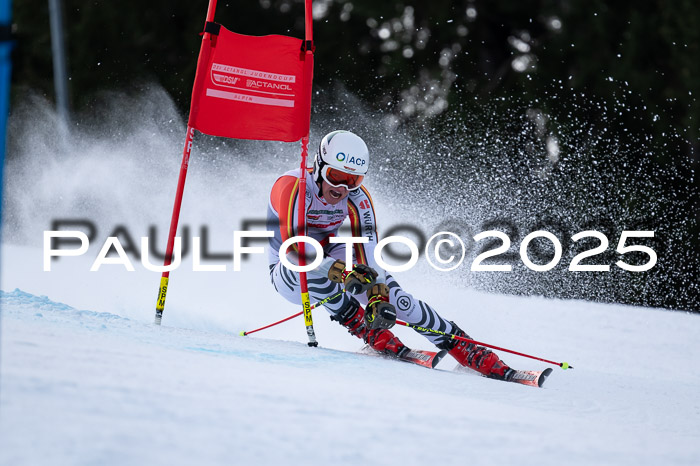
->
[2, 244, 699, 465]
[2, 93, 698, 465]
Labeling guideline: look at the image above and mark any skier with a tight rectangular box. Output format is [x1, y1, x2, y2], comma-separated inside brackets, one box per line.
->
[267, 130, 514, 380]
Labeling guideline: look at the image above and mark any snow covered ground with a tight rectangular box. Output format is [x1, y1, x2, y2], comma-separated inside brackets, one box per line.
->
[2, 94, 698, 464]
[1, 243, 699, 466]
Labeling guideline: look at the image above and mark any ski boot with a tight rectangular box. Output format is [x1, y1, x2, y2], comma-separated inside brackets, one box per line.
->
[439, 323, 514, 381]
[331, 297, 409, 358]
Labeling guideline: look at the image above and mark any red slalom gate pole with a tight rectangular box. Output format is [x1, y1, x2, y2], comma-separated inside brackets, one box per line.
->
[296, 0, 317, 347]
[395, 320, 573, 369]
[154, 0, 219, 325]
[154, 126, 194, 325]
[296, 135, 318, 346]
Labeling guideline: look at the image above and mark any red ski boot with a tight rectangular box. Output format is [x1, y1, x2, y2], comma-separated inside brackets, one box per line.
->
[366, 328, 408, 356]
[441, 323, 514, 381]
[331, 298, 409, 358]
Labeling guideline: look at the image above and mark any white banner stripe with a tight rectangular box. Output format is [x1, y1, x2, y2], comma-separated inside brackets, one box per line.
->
[211, 75, 294, 97]
[206, 88, 295, 108]
[211, 63, 296, 83]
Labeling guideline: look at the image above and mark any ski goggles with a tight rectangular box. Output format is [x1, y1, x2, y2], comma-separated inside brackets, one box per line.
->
[320, 165, 364, 190]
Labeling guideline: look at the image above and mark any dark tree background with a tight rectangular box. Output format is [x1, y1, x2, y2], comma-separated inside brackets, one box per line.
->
[11, 1, 699, 149]
[9, 0, 699, 310]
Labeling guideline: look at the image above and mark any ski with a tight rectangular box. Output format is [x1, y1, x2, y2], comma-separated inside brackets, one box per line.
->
[454, 365, 554, 388]
[359, 345, 447, 369]
[506, 367, 553, 388]
[398, 348, 448, 369]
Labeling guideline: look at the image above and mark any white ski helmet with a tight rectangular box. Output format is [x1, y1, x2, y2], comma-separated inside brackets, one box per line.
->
[313, 130, 369, 190]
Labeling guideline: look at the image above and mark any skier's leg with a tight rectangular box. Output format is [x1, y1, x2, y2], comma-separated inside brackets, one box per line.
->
[384, 274, 456, 345]
[440, 322, 514, 380]
[270, 263, 407, 356]
[328, 295, 408, 356]
[384, 274, 513, 380]
[270, 261, 349, 312]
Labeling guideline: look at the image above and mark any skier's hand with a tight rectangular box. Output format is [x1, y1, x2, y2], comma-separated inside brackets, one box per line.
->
[328, 260, 377, 295]
[365, 284, 396, 330]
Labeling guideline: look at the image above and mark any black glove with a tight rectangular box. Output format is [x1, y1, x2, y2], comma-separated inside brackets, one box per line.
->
[365, 284, 396, 330]
[328, 260, 377, 295]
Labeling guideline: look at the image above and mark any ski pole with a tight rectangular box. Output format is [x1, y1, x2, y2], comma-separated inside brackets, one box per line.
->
[242, 270, 372, 337]
[395, 320, 573, 370]
[240, 289, 346, 336]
